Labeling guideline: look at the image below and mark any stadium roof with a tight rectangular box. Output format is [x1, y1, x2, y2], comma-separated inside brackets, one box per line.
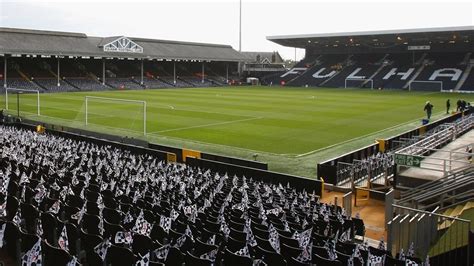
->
[0, 28, 245, 62]
[267, 26, 474, 49]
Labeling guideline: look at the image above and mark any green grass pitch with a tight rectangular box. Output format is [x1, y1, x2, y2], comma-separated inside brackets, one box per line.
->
[3, 86, 472, 178]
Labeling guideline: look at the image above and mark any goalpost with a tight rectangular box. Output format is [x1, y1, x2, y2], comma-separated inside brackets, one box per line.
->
[344, 78, 373, 89]
[5, 88, 41, 116]
[85, 96, 147, 135]
[408, 81, 443, 91]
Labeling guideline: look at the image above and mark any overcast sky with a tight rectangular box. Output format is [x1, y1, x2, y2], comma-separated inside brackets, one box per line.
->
[1, 0, 473, 60]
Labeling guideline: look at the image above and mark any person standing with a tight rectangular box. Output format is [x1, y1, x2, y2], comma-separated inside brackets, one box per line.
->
[446, 99, 450, 114]
[424, 101, 433, 120]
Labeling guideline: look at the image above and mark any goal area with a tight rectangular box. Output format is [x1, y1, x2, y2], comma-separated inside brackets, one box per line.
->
[408, 81, 443, 91]
[344, 78, 373, 89]
[84, 96, 147, 135]
[5, 88, 41, 116]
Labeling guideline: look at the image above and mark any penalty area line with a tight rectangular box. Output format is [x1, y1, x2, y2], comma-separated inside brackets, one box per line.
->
[148, 116, 264, 134]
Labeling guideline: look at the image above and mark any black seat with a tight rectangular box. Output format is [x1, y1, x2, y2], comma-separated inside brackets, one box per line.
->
[312, 253, 342, 266]
[20, 203, 39, 233]
[3, 221, 21, 259]
[254, 246, 286, 266]
[43, 240, 73, 266]
[103, 219, 123, 239]
[185, 251, 214, 266]
[281, 243, 302, 262]
[194, 238, 218, 256]
[64, 222, 80, 256]
[229, 227, 247, 242]
[81, 213, 101, 235]
[313, 245, 329, 258]
[79, 228, 103, 265]
[6, 195, 20, 221]
[289, 257, 311, 266]
[225, 236, 246, 252]
[223, 248, 253, 266]
[353, 218, 365, 239]
[335, 251, 350, 265]
[103, 207, 122, 224]
[132, 234, 153, 256]
[165, 247, 184, 266]
[385, 254, 406, 266]
[41, 212, 58, 245]
[106, 244, 138, 266]
[19, 229, 40, 253]
[254, 235, 274, 252]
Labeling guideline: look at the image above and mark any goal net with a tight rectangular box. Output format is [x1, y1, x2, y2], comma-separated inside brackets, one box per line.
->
[5, 88, 41, 116]
[408, 81, 443, 91]
[344, 78, 373, 89]
[83, 96, 147, 135]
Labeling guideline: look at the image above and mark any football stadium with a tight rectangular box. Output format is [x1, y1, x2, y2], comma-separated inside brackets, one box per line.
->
[0, 3, 474, 266]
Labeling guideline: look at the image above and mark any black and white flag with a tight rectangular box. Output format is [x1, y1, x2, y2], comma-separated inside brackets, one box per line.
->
[0, 223, 5, 248]
[153, 245, 170, 261]
[115, 231, 133, 245]
[66, 256, 79, 266]
[21, 238, 42, 266]
[94, 238, 112, 261]
[268, 224, 280, 254]
[199, 248, 218, 261]
[235, 245, 250, 258]
[58, 225, 69, 252]
[135, 252, 150, 266]
[159, 215, 172, 234]
[367, 251, 385, 266]
[133, 212, 152, 236]
[207, 234, 216, 245]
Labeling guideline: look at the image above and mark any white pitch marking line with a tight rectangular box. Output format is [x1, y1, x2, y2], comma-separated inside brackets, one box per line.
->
[295, 111, 447, 158]
[149, 116, 263, 134]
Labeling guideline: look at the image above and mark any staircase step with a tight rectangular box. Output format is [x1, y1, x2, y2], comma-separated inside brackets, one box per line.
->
[461, 201, 474, 212]
[442, 208, 454, 216]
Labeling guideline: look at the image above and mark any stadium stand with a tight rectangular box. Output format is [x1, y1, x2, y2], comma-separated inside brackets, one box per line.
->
[267, 26, 474, 91]
[0, 124, 427, 265]
[0, 28, 244, 92]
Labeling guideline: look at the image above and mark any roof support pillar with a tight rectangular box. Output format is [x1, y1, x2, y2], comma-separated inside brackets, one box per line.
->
[173, 61, 176, 85]
[202, 62, 205, 83]
[57, 57, 60, 87]
[102, 59, 106, 86]
[3, 56, 7, 88]
[140, 59, 144, 86]
[226, 63, 229, 83]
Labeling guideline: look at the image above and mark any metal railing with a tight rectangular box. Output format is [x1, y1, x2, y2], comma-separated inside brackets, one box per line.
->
[387, 204, 471, 266]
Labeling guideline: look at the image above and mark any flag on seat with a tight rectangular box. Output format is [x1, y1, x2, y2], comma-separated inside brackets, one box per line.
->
[135, 252, 150, 266]
[367, 250, 385, 266]
[268, 224, 280, 254]
[0, 223, 5, 248]
[58, 225, 69, 252]
[199, 248, 218, 261]
[94, 238, 111, 261]
[115, 231, 133, 245]
[153, 245, 170, 260]
[159, 215, 171, 234]
[207, 234, 216, 245]
[13, 208, 22, 226]
[134, 212, 152, 236]
[235, 245, 250, 258]
[66, 256, 79, 266]
[21, 238, 42, 266]
[296, 241, 312, 262]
